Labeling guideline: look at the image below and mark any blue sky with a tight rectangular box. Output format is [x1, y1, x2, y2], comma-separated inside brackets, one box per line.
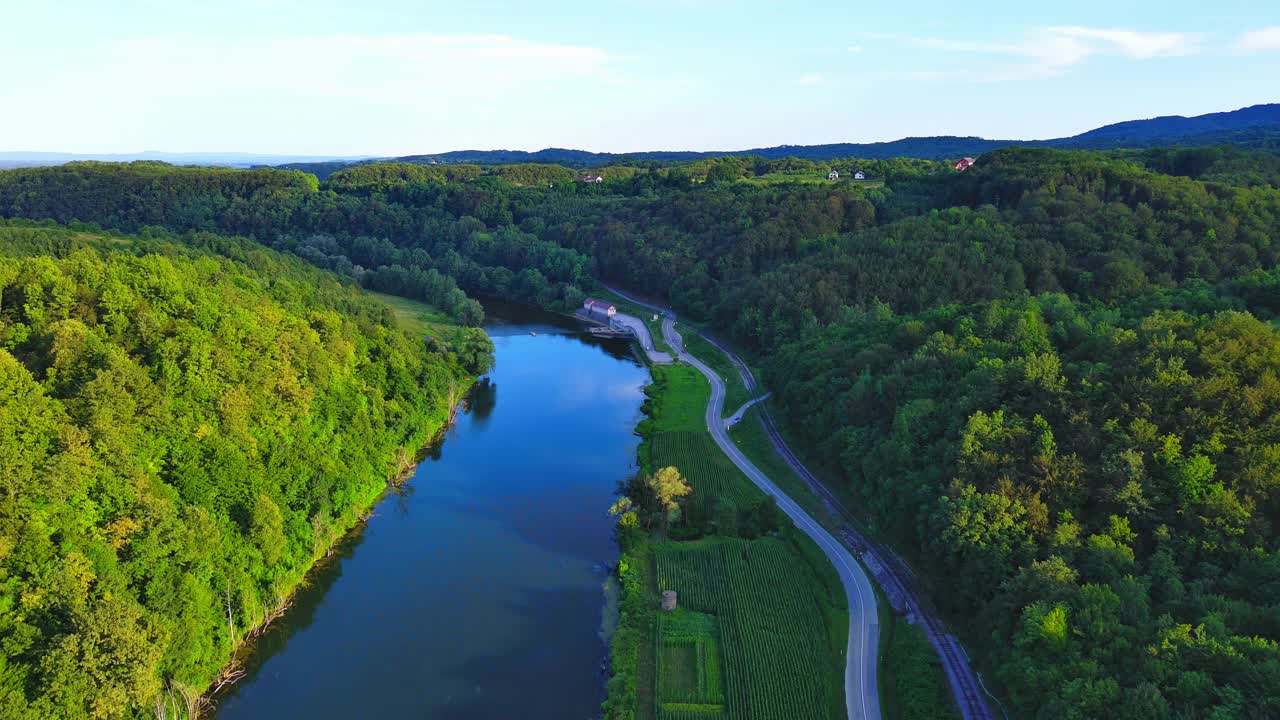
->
[2, 0, 1278, 155]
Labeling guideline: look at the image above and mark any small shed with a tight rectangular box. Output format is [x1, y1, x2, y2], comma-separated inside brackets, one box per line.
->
[827, 170, 839, 181]
[661, 590, 678, 611]
[853, 171, 866, 180]
[583, 298, 617, 319]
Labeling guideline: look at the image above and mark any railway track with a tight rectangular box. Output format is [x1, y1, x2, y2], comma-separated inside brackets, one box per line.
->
[753, 393, 992, 720]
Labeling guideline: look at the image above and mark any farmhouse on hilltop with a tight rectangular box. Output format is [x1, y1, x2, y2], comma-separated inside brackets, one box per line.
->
[853, 171, 866, 180]
[580, 174, 605, 183]
[954, 157, 976, 171]
[827, 170, 839, 180]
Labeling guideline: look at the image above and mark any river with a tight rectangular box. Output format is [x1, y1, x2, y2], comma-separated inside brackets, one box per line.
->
[213, 305, 649, 720]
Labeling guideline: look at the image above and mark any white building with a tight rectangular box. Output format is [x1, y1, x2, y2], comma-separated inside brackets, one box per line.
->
[583, 298, 617, 319]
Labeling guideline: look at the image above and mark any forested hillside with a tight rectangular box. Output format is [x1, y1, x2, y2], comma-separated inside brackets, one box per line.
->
[4, 146, 1280, 717]
[0, 221, 490, 718]
[767, 294, 1280, 717]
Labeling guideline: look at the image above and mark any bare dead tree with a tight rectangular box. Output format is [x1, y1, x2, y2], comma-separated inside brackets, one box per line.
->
[224, 583, 236, 649]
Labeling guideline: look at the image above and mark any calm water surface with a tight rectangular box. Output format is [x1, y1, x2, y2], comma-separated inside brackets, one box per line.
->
[214, 305, 648, 720]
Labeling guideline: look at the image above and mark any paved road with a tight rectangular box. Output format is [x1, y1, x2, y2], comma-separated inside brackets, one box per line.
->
[657, 313, 882, 720]
[607, 285, 993, 720]
[724, 392, 771, 429]
[609, 312, 673, 364]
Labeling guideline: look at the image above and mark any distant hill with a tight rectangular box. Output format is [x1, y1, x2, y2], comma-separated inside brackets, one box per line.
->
[0, 151, 367, 170]
[1057, 104, 1280, 149]
[271, 103, 1280, 179]
[9, 103, 1278, 177]
[271, 138, 1024, 177]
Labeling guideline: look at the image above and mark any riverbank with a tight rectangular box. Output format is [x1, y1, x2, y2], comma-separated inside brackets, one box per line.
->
[605, 360, 849, 720]
[212, 304, 648, 719]
[205, 293, 481, 710]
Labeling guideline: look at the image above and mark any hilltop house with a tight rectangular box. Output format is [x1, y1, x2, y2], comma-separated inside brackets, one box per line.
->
[954, 157, 976, 171]
[580, 174, 605, 183]
[583, 298, 617, 320]
[853, 171, 866, 180]
[827, 170, 839, 180]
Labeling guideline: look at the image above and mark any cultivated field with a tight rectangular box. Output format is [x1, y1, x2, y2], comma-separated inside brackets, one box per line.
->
[654, 537, 846, 720]
[649, 431, 764, 510]
[625, 352, 848, 720]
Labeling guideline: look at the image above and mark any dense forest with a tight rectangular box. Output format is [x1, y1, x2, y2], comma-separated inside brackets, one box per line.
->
[766, 293, 1280, 718]
[3, 144, 1280, 717]
[0, 221, 490, 718]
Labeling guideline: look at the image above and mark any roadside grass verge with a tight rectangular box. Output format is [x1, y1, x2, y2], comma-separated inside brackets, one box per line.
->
[679, 332, 752, 412]
[726, 405, 829, 520]
[877, 594, 960, 720]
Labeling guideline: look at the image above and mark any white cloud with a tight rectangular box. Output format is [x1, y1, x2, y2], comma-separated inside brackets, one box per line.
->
[797, 73, 824, 86]
[1239, 26, 1280, 52]
[1048, 26, 1192, 59]
[900, 26, 1199, 83]
[1, 31, 624, 154]
[90, 32, 620, 102]
[847, 45, 864, 54]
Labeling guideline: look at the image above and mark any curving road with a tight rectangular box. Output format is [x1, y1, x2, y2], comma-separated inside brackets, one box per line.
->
[607, 312, 672, 364]
[619, 295, 881, 720]
[608, 285, 993, 720]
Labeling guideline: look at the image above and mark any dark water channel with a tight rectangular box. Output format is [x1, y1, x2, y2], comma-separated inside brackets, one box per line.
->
[213, 305, 649, 719]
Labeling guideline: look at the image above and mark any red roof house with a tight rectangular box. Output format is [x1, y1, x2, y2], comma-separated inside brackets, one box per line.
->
[583, 298, 617, 318]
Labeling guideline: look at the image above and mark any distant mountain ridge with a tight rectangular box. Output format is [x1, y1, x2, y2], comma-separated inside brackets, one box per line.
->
[1061, 104, 1280, 147]
[5, 103, 1277, 176]
[273, 103, 1280, 178]
[0, 151, 367, 170]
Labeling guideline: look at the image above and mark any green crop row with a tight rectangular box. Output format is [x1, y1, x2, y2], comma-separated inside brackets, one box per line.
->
[649, 431, 764, 509]
[655, 538, 843, 720]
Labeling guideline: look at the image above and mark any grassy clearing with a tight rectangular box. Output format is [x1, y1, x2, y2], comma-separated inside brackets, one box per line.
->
[639, 364, 710, 437]
[657, 609, 725, 709]
[366, 290, 454, 335]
